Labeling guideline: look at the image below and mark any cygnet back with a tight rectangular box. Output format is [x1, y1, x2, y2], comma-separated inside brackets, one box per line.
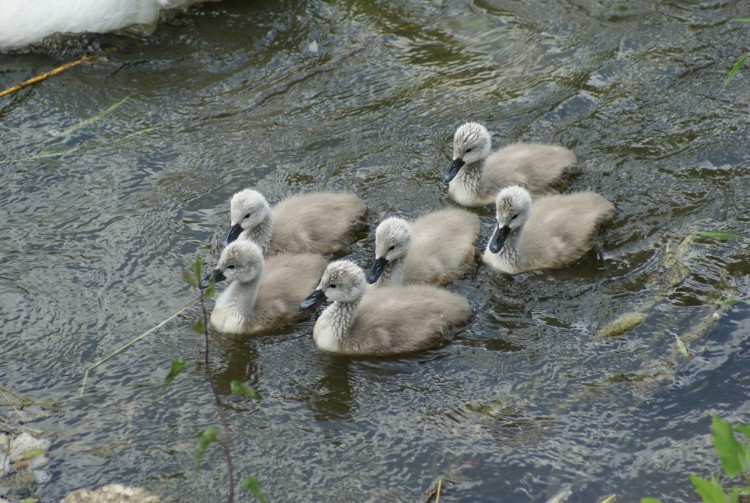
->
[368, 208, 479, 287]
[350, 285, 473, 354]
[210, 240, 327, 334]
[226, 189, 367, 255]
[482, 186, 615, 274]
[303, 260, 472, 355]
[446, 122, 576, 206]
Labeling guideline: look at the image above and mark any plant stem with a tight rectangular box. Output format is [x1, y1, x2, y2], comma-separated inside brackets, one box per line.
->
[198, 283, 235, 503]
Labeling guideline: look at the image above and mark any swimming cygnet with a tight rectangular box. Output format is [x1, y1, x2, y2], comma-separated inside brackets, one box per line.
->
[299, 260, 473, 356]
[366, 208, 480, 287]
[482, 185, 615, 274]
[225, 189, 367, 255]
[209, 240, 326, 334]
[445, 122, 577, 207]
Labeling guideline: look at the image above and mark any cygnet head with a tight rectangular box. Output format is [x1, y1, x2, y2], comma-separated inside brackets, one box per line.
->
[300, 260, 366, 309]
[226, 189, 272, 244]
[210, 240, 265, 285]
[367, 217, 411, 284]
[488, 186, 533, 254]
[445, 122, 492, 182]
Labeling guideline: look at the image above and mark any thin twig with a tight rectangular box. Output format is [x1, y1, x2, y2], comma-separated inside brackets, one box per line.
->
[198, 281, 235, 503]
[78, 300, 198, 398]
[0, 48, 117, 99]
[422, 478, 449, 503]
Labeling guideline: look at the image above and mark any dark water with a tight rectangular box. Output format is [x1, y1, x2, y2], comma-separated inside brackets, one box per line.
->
[1, 1, 750, 501]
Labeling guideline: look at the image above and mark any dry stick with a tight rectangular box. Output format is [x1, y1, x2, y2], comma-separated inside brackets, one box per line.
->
[0, 48, 117, 99]
[422, 478, 448, 503]
[78, 300, 198, 398]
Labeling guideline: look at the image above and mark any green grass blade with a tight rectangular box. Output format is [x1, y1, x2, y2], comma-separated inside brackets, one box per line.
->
[195, 425, 218, 468]
[721, 52, 750, 93]
[688, 474, 731, 503]
[713, 416, 745, 478]
[694, 231, 742, 240]
[242, 476, 269, 503]
[716, 300, 747, 307]
[163, 360, 187, 390]
[230, 380, 260, 399]
[733, 17, 750, 22]
[58, 95, 129, 138]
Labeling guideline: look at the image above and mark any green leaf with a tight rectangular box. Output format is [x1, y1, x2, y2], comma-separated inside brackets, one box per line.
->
[204, 279, 216, 299]
[641, 498, 662, 503]
[675, 334, 690, 357]
[689, 474, 731, 503]
[195, 425, 218, 468]
[712, 416, 747, 478]
[242, 476, 269, 503]
[193, 320, 205, 334]
[191, 257, 205, 282]
[694, 231, 742, 240]
[721, 53, 750, 93]
[230, 380, 260, 399]
[733, 425, 750, 443]
[716, 300, 747, 307]
[181, 265, 198, 288]
[163, 360, 187, 390]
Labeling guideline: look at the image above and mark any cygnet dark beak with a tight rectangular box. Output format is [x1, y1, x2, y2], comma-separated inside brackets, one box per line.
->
[488, 225, 511, 254]
[201, 269, 225, 289]
[224, 223, 243, 246]
[366, 257, 388, 284]
[299, 289, 326, 310]
[444, 158, 465, 183]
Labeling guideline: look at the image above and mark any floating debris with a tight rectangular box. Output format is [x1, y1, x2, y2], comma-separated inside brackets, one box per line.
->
[596, 311, 646, 337]
[60, 484, 160, 503]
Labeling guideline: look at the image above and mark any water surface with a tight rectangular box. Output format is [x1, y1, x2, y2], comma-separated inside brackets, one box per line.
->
[1, 1, 750, 501]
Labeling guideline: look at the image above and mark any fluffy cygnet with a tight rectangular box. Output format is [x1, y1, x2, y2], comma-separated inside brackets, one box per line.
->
[209, 240, 326, 334]
[445, 122, 576, 206]
[300, 260, 473, 355]
[482, 185, 615, 274]
[226, 189, 367, 255]
[367, 208, 479, 287]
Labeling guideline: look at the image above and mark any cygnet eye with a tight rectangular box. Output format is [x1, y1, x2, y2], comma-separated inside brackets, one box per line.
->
[466, 147, 473, 153]
[244, 213, 251, 219]
[510, 214, 518, 221]
[227, 265, 236, 269]
[388, 245, 395, 252]
[329, 284, 337, 289]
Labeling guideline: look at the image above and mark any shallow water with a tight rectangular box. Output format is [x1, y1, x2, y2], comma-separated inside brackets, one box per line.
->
[1, 0, 750, 501]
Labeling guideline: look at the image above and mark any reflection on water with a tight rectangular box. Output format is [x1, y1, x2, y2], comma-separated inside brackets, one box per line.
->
[1, 0, 750, 501]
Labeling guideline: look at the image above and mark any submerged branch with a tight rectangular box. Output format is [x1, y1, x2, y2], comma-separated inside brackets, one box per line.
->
[78, 300, 198, 398]
[0, 48, 117, 99]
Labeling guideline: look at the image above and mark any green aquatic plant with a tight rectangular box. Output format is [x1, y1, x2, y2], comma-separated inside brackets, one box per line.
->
[243, 477, 269, 503]
[167, 256, 266, 503]
[721, 18, 750, 93]
[642, 416, 750, 503]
